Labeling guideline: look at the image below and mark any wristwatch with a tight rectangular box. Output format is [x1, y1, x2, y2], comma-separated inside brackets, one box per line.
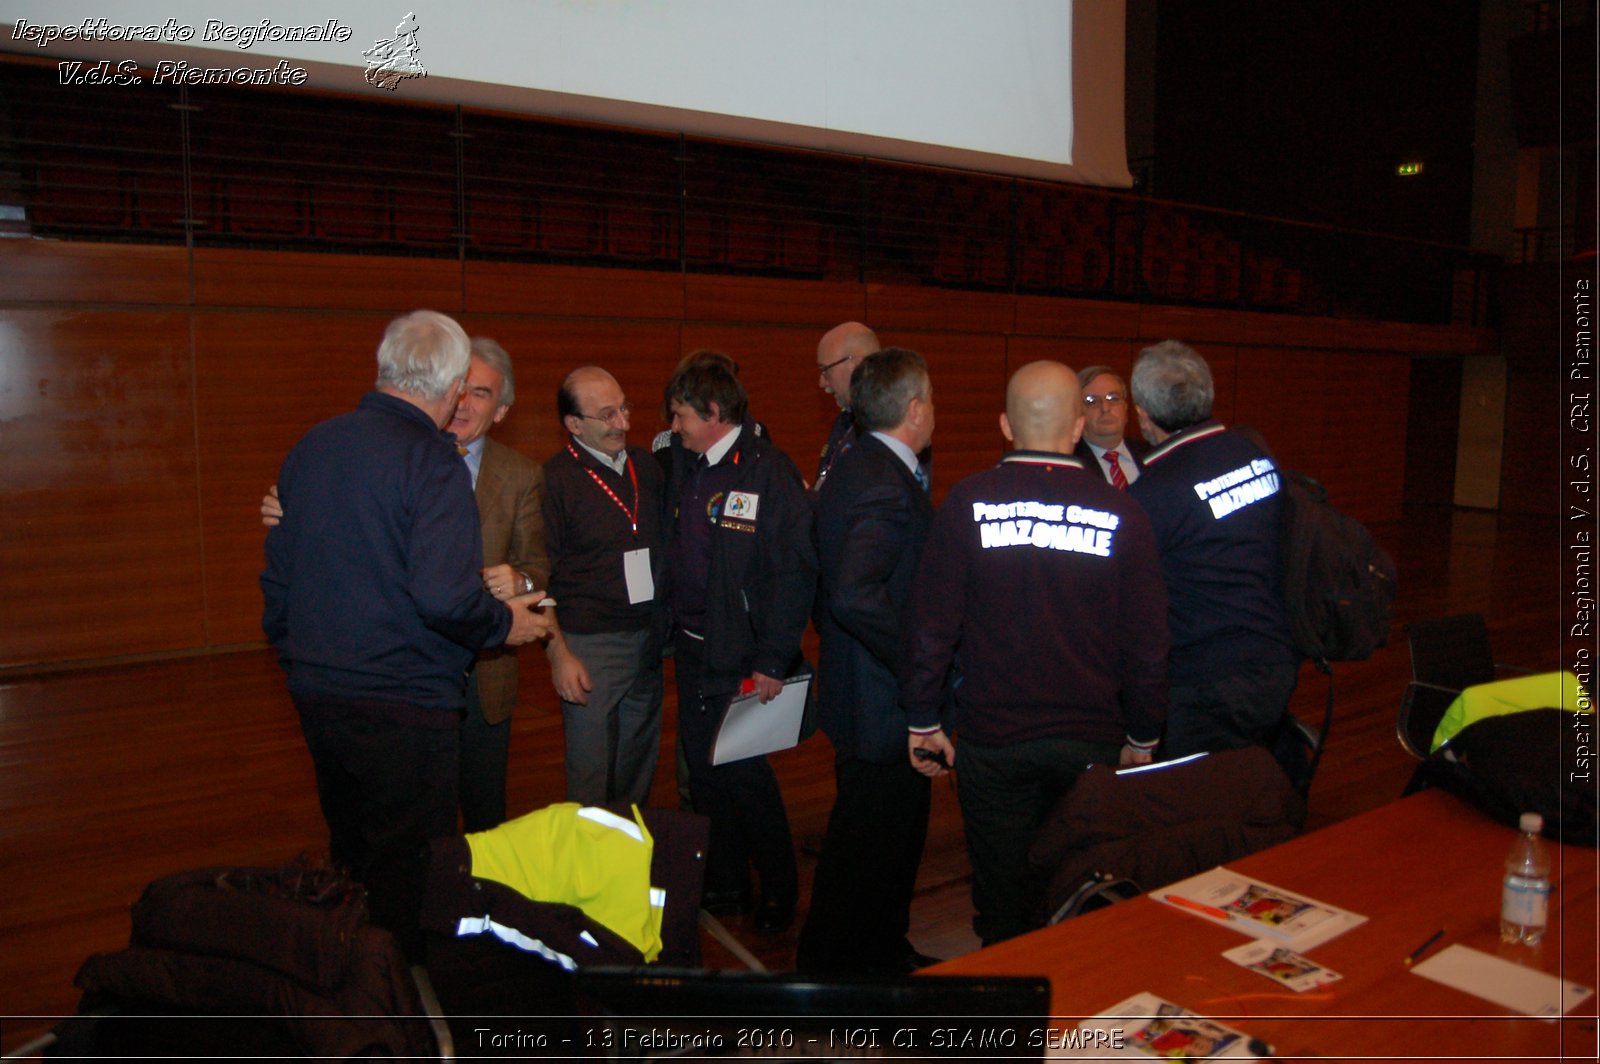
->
[518, 572, 535, 595]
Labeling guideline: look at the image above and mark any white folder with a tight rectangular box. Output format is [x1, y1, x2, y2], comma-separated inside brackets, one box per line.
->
[711, 673, 812, 765]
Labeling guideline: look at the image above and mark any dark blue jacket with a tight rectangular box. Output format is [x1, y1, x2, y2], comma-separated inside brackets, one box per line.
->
[261, 391, 510, 713]
[1129, 420, 1298, 683]
[814, 433, 934, 763]
[900, 453, 1169, 748]
[663, 426, 816, 691]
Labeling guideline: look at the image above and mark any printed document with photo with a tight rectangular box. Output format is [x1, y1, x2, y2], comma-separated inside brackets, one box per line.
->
[1158, 866, 1367, 952]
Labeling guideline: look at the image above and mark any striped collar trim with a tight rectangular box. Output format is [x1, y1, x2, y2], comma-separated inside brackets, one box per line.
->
[1000, 450, 1085, 470]
[1143, 421, 1227, 466]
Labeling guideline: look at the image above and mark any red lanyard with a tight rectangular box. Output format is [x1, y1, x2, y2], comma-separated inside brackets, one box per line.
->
[569, 442, 640, 534]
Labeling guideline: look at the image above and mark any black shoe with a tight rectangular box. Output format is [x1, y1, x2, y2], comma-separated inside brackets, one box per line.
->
[753, 898, 795, 934]
[701, 888, 753, 916]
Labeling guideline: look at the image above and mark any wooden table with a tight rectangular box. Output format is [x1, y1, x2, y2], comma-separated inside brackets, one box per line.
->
[931, 789, 1598, 1060]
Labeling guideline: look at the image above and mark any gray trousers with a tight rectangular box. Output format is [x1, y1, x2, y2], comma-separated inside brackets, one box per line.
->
[561, 627, 663, 806]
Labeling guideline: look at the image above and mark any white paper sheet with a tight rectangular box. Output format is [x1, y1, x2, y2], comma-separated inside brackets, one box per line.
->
[1411, 944, 1594, 1019]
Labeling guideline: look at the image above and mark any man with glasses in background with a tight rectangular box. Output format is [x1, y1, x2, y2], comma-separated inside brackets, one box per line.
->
[541, 366, 667, 806]
[1073, 365, 1146, 488]
[813, 321, 881, 490]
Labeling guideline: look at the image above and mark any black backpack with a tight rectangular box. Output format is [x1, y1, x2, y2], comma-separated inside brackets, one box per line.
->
[1233, 426, 1397, 669]
[1237, 428, 1398, 795]
[1276, 467, 1398, 668]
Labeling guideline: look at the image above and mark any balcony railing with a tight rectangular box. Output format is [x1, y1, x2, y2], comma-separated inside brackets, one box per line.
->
[1, 59, 1497, 326]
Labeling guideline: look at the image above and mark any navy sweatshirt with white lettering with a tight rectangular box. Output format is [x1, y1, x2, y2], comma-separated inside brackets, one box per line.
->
[898, 453, 1170, 748]
[1129, 421, 1298, 684]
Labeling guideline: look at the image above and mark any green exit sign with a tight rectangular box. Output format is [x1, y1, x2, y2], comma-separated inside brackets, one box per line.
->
[1397, 161, 1424, 177]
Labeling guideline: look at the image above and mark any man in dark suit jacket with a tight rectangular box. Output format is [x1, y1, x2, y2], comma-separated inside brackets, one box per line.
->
[1072, 364, 1147, 488]
[798, 347, 938, 976]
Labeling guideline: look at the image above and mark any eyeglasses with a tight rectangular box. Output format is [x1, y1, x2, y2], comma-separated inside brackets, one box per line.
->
[817, 354, 851, 377]
[1083, 392, 1125, 409]
[577, 403, 631, 426]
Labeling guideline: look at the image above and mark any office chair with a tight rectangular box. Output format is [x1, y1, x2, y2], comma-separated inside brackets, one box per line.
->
[1396, 613, 1532, 758]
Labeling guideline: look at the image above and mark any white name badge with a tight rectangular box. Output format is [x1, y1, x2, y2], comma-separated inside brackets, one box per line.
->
[624, 547, 653, 605]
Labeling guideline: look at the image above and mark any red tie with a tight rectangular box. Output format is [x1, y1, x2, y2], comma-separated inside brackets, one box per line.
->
[1104, 450, 1128, 489]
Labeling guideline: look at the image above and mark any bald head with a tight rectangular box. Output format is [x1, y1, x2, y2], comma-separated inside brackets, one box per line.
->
[1001, 361, 1084, 454]
[558, 365, 630, 457]
[817, 321, 881, 409]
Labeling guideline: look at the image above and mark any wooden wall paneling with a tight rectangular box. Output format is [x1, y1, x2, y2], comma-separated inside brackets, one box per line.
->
[1182, 341, 1239, 427]
[677, 324, 825, 465]
[1014, 292, 1141, 339]
[0, 241, 190, 306]
[192, 249, 462, 311]
[0, 309, 205, 666]
[466, 261, 684, 321]
[866, 284, 1015, 335]
[682, 275, 865, 327]
[1003, 335, 1140, 382]
[1139, 305, 1491, 360]
[1317, 351, 1410, 523]
[1231, 345, 1329, 483]
[193, 311, 401, 645]
[892, 331, 1009, 499]
[1139, 304, 1285, 348]
[0, 239, 1505, 667]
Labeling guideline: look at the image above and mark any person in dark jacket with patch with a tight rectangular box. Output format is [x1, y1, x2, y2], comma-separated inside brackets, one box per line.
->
[662, 354, 816, 934]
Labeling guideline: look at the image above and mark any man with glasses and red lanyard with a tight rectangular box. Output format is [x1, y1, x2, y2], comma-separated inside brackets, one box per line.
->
[543, 366, 667, 806]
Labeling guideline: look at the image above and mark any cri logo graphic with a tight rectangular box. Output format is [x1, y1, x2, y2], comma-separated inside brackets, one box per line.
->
[363, 12, 425, 91]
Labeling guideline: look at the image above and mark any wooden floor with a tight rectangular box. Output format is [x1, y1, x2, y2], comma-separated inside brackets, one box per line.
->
[0, 506, 1565, 1053]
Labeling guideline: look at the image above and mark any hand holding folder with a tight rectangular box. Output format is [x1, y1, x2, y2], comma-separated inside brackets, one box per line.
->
[711, 672, 813, 765]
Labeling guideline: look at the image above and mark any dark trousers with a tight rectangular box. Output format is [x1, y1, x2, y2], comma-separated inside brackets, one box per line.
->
[672, 634, 798, 906]
[294, 694, 458, 950]
[797, 752, 931, 974]
[458, 671, 512, 833]
[956, 734, 1120, 946]
[1162, 661, 1301, 760]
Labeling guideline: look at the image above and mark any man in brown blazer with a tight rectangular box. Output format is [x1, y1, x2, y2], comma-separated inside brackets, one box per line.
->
[262, 337, 549, 832]
[456, 338, 549, 831]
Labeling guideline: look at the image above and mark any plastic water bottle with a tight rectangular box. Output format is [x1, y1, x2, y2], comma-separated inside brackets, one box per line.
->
[1500, 812, 1552, 945]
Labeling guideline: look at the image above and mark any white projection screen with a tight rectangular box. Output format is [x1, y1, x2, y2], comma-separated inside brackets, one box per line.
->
[2, 0, 1131, 187]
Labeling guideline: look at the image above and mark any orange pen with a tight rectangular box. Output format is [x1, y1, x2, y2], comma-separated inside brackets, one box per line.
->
[1164, 893, 1235, 921]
